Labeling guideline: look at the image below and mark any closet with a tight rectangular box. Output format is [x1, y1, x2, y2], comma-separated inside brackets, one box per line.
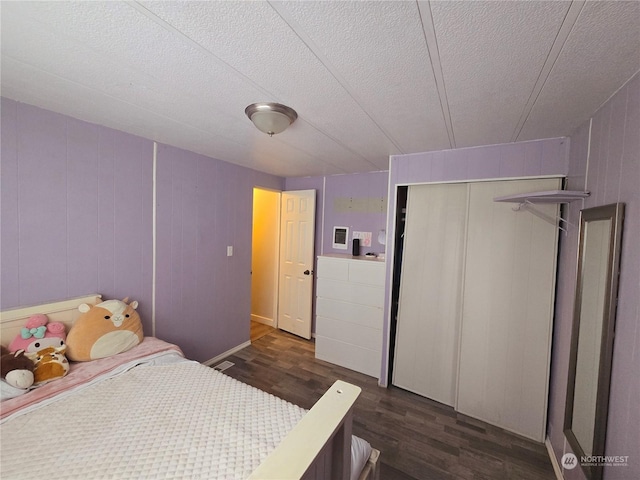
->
[392, 178, 561, 442]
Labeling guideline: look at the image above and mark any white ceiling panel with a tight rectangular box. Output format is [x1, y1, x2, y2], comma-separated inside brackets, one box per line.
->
[431, 1, 570, 148]
[138, 1, 397, 168]
[518, 0, 640, 142]
[271, 0, 451, 154]
[1, 1, 638, 177]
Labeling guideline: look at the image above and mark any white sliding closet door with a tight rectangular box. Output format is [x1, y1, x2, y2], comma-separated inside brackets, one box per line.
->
[392, 183, 468, 406]
[457, 178, 560, 441]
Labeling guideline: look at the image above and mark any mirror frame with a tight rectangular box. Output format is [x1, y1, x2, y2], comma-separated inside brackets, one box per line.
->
[564, 203, 625, 480]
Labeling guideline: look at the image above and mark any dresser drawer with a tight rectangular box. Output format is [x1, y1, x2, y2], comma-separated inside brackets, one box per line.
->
[348, 261, 385, 286]
[316, 297, 382, 329]
[316, 278, 384, 308]
[317, 256, 385, 286]
[315, 336, 381, 378]
[316, 315, 382, 351]
[316, 257, 349, 281]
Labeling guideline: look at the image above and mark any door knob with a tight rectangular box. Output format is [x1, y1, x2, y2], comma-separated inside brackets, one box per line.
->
[303, 269, 313, 275]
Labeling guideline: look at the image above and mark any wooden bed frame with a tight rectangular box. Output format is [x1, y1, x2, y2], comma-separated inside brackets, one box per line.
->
[0, 294, 380, 480]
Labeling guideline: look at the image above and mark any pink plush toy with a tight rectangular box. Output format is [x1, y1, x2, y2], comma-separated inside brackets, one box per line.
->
[8, 314, 67, 353]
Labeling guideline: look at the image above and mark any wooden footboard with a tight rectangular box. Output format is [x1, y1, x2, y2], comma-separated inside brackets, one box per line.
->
[249, 380, 361, 480]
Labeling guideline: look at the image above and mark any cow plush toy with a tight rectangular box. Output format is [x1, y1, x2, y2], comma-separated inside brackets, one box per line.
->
[27, 345, 69, 386]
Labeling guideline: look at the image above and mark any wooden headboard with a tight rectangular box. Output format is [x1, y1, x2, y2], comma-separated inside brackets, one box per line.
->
[0, 294, 102, 347]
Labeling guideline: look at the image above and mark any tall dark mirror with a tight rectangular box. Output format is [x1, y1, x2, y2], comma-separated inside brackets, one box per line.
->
[564, 203, 624, 480]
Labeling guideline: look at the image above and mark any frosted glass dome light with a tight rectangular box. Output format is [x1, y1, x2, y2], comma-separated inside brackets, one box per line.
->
[245, 102, 298, 136]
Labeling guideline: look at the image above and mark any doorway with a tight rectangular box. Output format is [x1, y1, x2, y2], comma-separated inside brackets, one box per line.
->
[251, 188, 280, 342]
[251, 188, 317, 342]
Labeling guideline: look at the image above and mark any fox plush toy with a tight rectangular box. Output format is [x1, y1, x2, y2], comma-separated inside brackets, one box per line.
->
[66, 298, 143, 362]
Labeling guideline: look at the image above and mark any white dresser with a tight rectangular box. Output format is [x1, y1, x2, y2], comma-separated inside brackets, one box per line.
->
[315, 254, 385, 378]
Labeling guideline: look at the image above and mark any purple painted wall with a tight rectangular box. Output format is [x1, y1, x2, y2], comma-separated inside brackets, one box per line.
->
[383, 137, 570, 385]
[286, 172, 389, 256]
[321, 172, 388, 256]
[1, 98, 154, 331]
[548, 72, 639, 480]
[155, 144, 283, 361]
[1, 98, 284, 362]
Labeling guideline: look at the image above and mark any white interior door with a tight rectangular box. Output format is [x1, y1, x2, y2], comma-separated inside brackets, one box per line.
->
[457, 178, 561, 442]
[278, 190, 316, 339]
[392, 183, 468, 406]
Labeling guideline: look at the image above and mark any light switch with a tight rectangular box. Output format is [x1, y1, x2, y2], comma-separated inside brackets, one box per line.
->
[227, 246, 233, 256]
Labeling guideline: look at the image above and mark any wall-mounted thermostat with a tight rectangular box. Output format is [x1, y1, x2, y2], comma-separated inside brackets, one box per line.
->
[332, 226, 349, 250]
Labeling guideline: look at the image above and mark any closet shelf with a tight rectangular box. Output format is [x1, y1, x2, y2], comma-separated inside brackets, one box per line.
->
[494, 190, 590, 234]
[493, 190, 590, 204]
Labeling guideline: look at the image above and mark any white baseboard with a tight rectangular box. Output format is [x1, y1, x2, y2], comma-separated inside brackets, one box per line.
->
[251, 314, 274, 327]
[202, 340, 251, 367]
[545, 437, 564, 480]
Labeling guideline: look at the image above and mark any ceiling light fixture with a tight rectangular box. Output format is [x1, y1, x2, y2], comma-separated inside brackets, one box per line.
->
[245, 102, 298, 136]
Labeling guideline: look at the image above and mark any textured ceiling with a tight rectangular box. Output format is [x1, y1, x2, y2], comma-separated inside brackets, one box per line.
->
[1, 1, 638, 177]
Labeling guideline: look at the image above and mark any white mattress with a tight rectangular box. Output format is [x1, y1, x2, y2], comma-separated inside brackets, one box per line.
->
[0, 354, 371, 479]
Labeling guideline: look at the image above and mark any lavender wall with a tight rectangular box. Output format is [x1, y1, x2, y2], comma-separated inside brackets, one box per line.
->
[383, 137, 571, 384]
[286, 172, 389, 256]
[549, 72, 639, 480]
[321, 172, 388, 256]
[1, 98, 154, 331]
[1, 98, 284, 362]
[155, 144, 283, 361]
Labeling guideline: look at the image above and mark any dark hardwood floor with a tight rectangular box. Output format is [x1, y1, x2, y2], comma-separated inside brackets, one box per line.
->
[222, 329, 556, 480]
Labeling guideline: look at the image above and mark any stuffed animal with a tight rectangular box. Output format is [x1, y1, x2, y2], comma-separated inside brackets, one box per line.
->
[1, 345, 35, 389]
[8, 314, 67, 353]
[66, 298, 143, 362]
[26, 345, 69, 386]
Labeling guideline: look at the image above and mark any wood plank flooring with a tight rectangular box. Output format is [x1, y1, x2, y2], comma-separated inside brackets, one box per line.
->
[250, 320, 275, 342]
[222, 329, 556, 480]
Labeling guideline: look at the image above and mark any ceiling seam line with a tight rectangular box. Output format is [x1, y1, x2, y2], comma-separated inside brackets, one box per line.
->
[5, 67, 347, 174]
[125, 1, 276, 100]
[268, 0, 406, 156]
[5, 58, 340, 173]
[3, 56, 260, 148]
[510, 0, 586, 142]
[125, 1, 373, 173]
[417, 0, 455, 150]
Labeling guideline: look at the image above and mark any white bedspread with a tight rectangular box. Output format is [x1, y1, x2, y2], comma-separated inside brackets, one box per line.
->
[1, 339, 372, 480]
[1, 357, 310, 479]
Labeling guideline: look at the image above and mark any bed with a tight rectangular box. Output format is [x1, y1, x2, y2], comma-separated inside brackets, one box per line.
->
[0, 295, 380, 480]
